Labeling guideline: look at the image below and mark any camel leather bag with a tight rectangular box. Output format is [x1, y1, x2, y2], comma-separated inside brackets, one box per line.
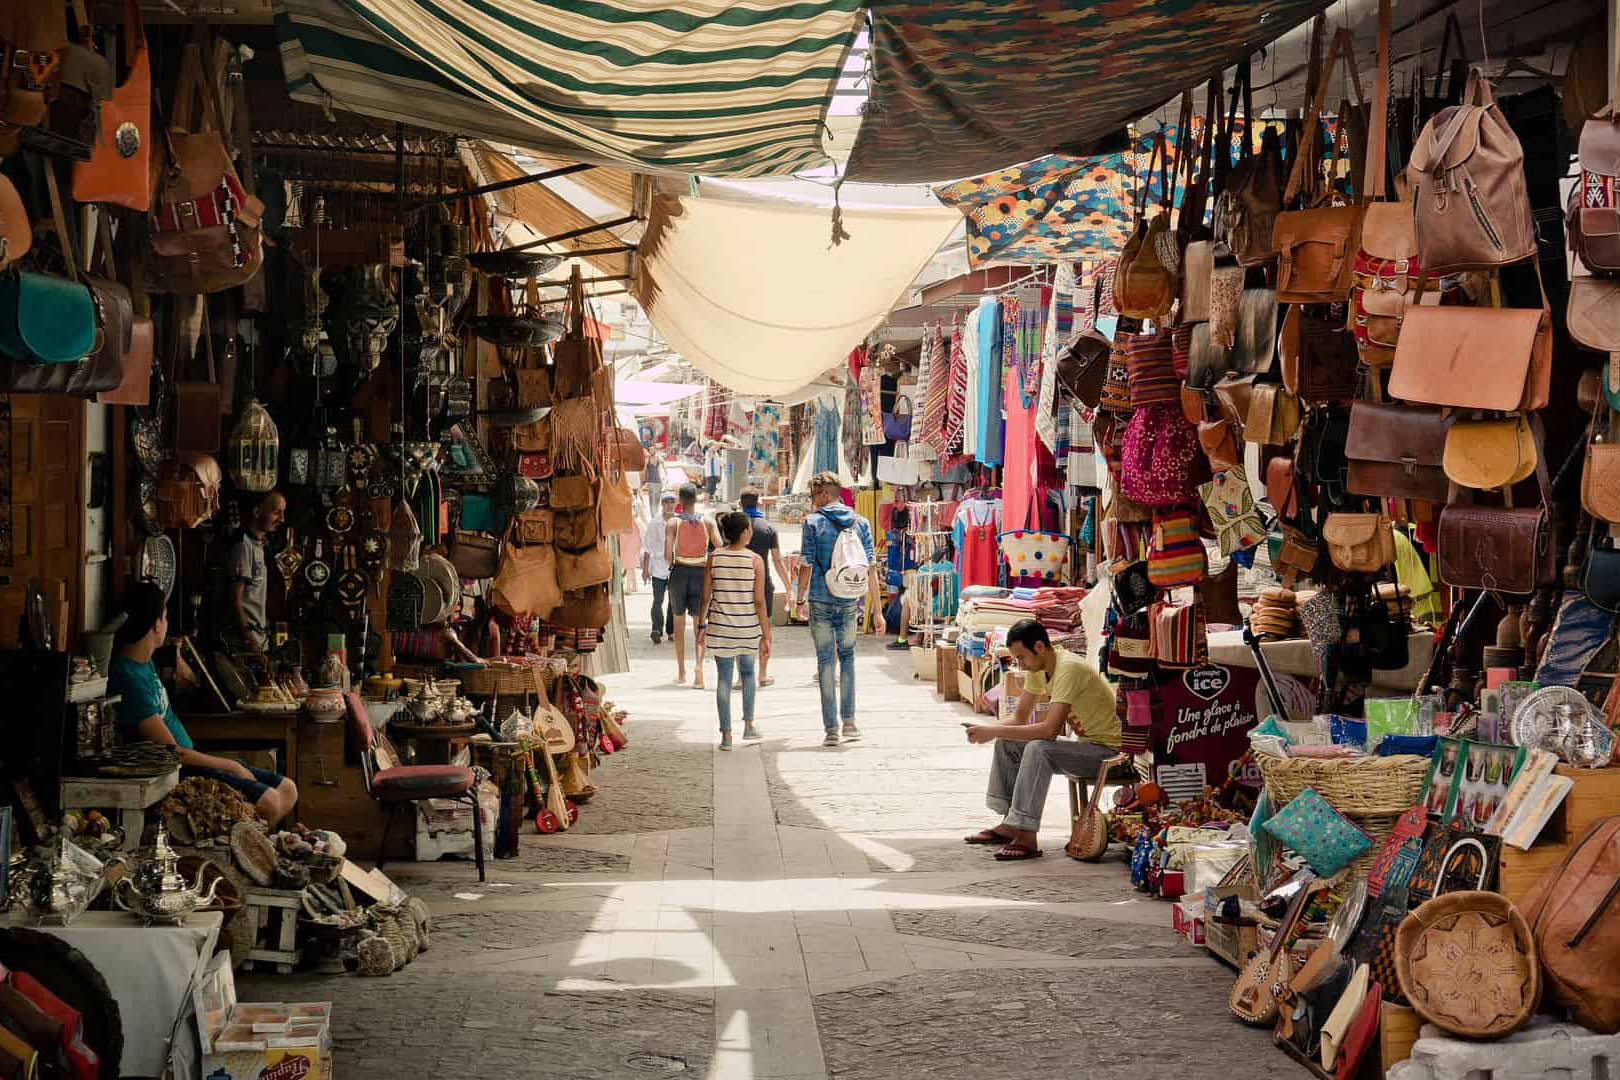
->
[1522, 816, 1620, 1034]
[72, 0, 151, 210]
[1443, 414, 1536, 490]
[492, 520, 560, 617]
[1409, 70, 1536, 272]
[1322, 512, 1395, 573]
[1388, 293, 1550, 412]
[1116, 131, 1178, 319]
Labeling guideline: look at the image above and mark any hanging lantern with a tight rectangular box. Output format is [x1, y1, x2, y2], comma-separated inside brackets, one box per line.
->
[228, 400, 279, 493]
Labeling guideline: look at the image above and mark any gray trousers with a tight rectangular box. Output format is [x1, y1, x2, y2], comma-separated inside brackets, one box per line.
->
[986, 738, 1118, 832]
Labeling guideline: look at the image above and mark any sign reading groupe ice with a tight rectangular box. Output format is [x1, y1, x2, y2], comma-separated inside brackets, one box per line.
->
[1151, 663, 1262, 792]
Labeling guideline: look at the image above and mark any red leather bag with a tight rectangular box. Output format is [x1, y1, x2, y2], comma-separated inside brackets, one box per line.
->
[72, 0, 151, 210]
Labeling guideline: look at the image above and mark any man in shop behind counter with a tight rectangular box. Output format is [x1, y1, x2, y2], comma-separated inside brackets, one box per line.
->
[796, 470, 883, 747]
[109, 582, 299, 825]
[964, 619, 1117, 861]
[217, 490, 286, 655]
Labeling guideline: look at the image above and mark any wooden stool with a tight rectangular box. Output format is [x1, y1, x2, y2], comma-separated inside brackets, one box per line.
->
[242, 887, 304, 973]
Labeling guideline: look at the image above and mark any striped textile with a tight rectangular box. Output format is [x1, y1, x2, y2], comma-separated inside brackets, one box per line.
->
[1124, 331, 1178, 408]
[920, 321, 952, 458]
[704, 548, 763, 658]
[274, 0, 862, 177]
[908, 325, 936, 464]
[1035, 263, 1075, 451]
[944, 313, 967, 455]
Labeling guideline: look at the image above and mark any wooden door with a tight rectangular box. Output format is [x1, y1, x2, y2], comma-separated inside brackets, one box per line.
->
[4, 395, 84, 648]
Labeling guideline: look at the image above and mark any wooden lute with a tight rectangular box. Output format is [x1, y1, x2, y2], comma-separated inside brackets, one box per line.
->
[1229, 876, 1317, 1026]
[1065, 753, 1129, 861]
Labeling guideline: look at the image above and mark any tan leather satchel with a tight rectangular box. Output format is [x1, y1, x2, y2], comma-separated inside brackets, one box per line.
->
[1569, 276, 1620, 354]
[1443, 414, 1536, 490]
[1212, 374, 1257, 438]
[1388, 290, 1550, 411]
[1244, 383, 1301, 446]
[1115, 129, 1178, 319]
[1409, 69, 1536, 272]
[492, 521, 561, 618]
[1323, 512, 1396, 573]
[1272, 28, 1367, 303]
[1583, 431, 1620, 525]
[1178, 240, 1214, 323]
[1198, 419, 1239, 470]
[1521, 816, 1620, 1035]
[156, 453, 221, 528]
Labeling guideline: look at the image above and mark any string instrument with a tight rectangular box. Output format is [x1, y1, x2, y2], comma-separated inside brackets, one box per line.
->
[1230, 876, 1318, 1026]
[1244, 621, 1290, 720]
[1066, 752, 1129, 861]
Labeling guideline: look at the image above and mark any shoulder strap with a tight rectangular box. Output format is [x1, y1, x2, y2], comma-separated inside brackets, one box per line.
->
[1366, 0, 1392, 200]
[1283, 28, 1366, 204]
[43, 166, 79, 284]
[1135, 132, 1164, 216]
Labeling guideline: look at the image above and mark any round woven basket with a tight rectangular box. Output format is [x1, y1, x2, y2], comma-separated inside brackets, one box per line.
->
[1257, 754, 1430, 816]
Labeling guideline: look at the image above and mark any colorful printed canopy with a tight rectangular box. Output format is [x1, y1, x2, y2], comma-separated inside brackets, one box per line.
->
[935, 131, 1188, 267]
[846, 0, 1332, 183]
[274, 0, 862, 177]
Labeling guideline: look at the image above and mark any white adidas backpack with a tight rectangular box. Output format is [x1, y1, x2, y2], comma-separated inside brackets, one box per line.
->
[824, 519, 870, 599]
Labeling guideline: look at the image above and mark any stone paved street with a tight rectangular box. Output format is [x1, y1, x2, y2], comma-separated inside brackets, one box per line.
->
[243, 550, 1303, 1078]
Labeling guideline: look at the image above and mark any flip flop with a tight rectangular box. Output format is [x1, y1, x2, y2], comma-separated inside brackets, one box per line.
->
[965, 829, 1011, 845]
[993, 842, 1043, 861]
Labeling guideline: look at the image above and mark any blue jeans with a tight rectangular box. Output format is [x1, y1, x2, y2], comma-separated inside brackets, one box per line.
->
[1535, 593, 1619, 687]
[649, 575, 674, 637]
[714, 654, 756, 733]
[809, 600, 858, 732]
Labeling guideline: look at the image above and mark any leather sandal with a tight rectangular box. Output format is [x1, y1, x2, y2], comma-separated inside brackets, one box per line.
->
[993, 842, 1043, 861]
[964, 829, 1011, 845]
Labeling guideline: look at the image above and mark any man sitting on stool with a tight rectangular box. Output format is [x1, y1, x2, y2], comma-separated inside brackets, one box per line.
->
[964, 619, 1118, 861]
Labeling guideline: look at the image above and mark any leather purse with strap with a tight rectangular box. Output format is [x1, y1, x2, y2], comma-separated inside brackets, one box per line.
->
[1346, 401, 1450, 503]
[0, 173, 32, 270]
[1213, 60, 1285, 267]
[1582, 403, 1620, 525]
[1322, 511, 1396, 573]
[71, 0, 150, 210]
[1115, 125, 1180, 319]
[1568, 275, 1620, 354]
[1570, 98, 1620, 273]
[1388, 268, 1551, 412]
[1272, 24, 1368, 303]
[1443, 413, 1537, 490]
[1279, 303, 1360, 405]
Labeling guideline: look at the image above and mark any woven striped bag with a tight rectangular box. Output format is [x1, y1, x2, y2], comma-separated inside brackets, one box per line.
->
[1147, 509, 1207, 588]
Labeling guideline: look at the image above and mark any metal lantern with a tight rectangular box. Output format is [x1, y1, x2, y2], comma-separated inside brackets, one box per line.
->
[227, 399, 279, 493]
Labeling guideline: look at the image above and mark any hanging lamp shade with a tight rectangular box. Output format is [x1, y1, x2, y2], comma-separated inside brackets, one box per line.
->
[228, 400, 280, 493]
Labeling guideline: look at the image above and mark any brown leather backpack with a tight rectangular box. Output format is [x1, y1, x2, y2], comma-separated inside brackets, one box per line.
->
[156, 453, 222, 528]
[1522, 816, 1620, 1034]
[1571, 105, 1620, 274]
[1115, 127, 1178, 319]
[1409, 69, 1535, 272]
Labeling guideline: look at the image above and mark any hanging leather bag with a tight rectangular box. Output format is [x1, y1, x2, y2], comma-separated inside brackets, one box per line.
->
[0, 174, 32, 270]
[1569, 277, 1620, 355]
[155, 452, 221, 528]
[1388, 273, 1551, 412]
[1346, 402, 1450, 503]
[1273, 28, 1367, 303]
[144, 39, 264, 294]
[1443, 414, 1537, 490]
[1244, 383, 1301, 445]
[1229, 288, 1278, 375]
[1323, 511, 1396, 572]
[492, 519, 561, 618]
[549, 584, 610, 629]
[449, 529, 500, 580]
[1582, 407, 1620, 526]
[1409, 69, 1536, 272]
[1436, 421, 1555, 594]
[1213, 62, 1285, 267]
[173, 297, 222, 452]
[1279, 304, 1361, 405]
[0, 5, 67, 153]
[71, 0, 151, 210]
[1570, 103, 1620, 273]
[1115, 128, 1179, 319]
[1521, 816, 1620, 1034]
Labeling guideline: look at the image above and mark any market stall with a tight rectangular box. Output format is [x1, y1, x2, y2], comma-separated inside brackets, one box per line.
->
[888, 1, 1620, 1073]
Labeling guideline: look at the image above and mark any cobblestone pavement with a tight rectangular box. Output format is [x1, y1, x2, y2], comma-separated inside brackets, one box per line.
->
[243, 523, 1302, 1078]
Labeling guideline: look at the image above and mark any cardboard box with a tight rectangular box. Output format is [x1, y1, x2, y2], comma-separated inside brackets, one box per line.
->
[194, 954, 332, 1080]
[1171, 900, 1205, 945]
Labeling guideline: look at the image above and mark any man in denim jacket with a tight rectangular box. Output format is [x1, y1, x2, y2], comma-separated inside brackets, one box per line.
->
[796, 471, 883, 747]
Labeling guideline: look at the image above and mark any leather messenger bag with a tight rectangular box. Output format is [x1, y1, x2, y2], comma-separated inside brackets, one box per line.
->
[1345, 402, 1450, 504]
[1388, 271, 1551, 412]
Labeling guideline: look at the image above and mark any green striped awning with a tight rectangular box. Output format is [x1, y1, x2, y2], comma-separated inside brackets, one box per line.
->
[274, 0, 862, 177]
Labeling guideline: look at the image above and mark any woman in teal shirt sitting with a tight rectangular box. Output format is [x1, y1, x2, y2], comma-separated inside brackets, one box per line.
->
[107, 583, 298, 825]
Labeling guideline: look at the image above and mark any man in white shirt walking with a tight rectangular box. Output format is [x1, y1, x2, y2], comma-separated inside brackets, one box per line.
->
[641, 491, 678, 644]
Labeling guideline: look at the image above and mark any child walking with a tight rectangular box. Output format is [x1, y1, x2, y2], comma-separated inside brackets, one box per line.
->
[699, 511, 771, 750]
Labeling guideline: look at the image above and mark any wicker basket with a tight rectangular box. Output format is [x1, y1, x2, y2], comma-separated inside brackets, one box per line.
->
[1257, 754, 1430, 816]
[458, 661, 531, 696]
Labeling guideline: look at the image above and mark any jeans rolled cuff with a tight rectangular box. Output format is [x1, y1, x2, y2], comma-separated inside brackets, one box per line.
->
[997, 806, 1041, 830]
[986, 795, 1011, 815]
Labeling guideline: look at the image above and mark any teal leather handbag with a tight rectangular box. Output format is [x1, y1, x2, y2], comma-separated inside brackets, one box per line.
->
[0, 271, 96, 365]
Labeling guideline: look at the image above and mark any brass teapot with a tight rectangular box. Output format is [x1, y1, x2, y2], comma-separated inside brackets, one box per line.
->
[111, 825, 220, 926]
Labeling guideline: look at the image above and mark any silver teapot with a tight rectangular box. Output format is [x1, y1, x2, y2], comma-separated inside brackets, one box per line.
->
[13, 837, 97, 926]
[111, 825, 220, 926]
[404, 678, 444, 723]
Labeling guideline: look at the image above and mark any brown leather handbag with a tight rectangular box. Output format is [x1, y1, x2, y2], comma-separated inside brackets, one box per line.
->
[1272, 29, 1367, 303]
[1582, 427, 1620, 525]
[1388, 283, 1550, 412]
[0, 4, 66, 153]
[1115, 129, 1178, 319]
[1213, 61, 1284, 267]
[549, 584, 610, 629]
[1521, 816, 1620, 1035]
[1569, 276, 1620, 354]
[1280, 304, 1360, 404]
[1409, 70, 1536, 272]
[1436, 426, 1555, 594]
[156, 452, 221, 528]
[1178, 240, 1214, 323]
[597, 466, 635, 536]
[144, 41, 264, 294]
[1571, 109, 1620, 273]
[1346, 402, 1450, 502]
[1212, 373, 1257, 437]
[1244, 383, 1301, 446]
[449, 529, 500, 580]
[1198, 419, 1239, 469]
[1443, 414, 1536, 490]
[71, 0, 150, 210]
[492, 520, 560, 617]
[1323, 512, 1396, 572]
[1266, 456, 1301, 518]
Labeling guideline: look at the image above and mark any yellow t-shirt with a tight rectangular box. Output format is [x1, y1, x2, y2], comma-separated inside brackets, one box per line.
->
[1024, 647, 1119, 746]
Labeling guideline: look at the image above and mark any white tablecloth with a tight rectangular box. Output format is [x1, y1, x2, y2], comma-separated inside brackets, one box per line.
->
[1206, 628, 1436, 693]
[2, 911, 221, 1078]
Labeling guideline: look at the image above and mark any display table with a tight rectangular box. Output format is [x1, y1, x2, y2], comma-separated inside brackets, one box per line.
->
[0, 911, 221, 1078]
[60, 769, 179, 852]
[180, 710, 299, 775]
[1206, 628, 1436, 693]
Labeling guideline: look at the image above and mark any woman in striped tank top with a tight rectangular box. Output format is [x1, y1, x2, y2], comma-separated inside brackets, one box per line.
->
[698, 511, 772, 750]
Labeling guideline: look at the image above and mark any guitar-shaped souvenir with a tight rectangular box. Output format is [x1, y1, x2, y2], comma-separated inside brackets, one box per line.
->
[1230, 874, 1318, 1026]
[1065, 752, 1129, 861]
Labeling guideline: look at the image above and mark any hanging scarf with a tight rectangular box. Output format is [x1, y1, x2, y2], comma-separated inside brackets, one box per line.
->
[909, 324, 937, 465]
[1016, 288, 1045, 407]
[944, 312, 968, 455]
[1036, 264, 1076, 451]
